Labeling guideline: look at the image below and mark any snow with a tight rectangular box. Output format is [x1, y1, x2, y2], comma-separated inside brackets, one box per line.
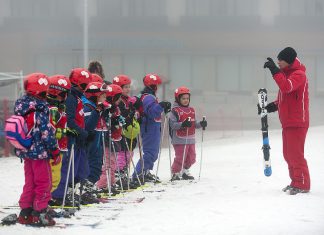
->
[1, 126, 324, 235]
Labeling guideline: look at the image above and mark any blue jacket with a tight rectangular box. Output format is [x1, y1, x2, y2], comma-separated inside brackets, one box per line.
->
[65, 87, 88, 146]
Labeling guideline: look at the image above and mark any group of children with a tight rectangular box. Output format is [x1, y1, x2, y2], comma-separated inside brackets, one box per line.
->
[9, 62, 207, 227]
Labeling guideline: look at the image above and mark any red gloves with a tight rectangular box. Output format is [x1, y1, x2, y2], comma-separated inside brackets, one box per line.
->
[51, 149, 61, 166]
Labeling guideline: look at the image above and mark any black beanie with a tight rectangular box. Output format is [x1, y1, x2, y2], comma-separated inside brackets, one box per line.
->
[277, 47, 297, 64]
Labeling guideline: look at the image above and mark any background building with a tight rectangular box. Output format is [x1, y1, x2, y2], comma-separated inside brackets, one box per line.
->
[0, 0, 324, 132]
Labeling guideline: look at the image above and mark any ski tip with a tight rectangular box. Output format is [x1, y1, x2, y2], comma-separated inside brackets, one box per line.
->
[264, 167, 272, 177]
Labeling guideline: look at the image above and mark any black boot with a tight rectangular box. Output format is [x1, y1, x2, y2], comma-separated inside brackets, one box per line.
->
[182, 169, 194, 180]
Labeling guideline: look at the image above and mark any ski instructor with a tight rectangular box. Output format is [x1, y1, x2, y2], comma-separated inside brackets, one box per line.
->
[262, 47, 310, 195]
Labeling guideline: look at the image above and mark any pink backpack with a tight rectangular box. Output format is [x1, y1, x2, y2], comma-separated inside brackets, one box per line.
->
[4, 115, 33, 150]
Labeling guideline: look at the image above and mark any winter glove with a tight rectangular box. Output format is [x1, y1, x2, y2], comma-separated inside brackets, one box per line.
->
[118, 115, 126, 126]
[96, 101, 111, 112]
[51, 149, 61, 166]
[55, 128, 66, 140]
[66, 128, 78, 137]
[200, 119, 207, 129]
[159, 101, 171, 113]
[263, 57, 280, 76]
[257, 102, 278, 115]
[181, 117, 192, 128]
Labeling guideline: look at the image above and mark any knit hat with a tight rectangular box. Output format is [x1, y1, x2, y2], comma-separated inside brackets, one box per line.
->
[277, 47, 297, 64]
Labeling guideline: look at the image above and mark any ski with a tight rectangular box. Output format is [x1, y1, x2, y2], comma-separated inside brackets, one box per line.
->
[258, 88, 272, 177]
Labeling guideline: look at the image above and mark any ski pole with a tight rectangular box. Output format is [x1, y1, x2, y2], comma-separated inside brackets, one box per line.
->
[111, 141, 124, 193]
[100, 118, 111, 197]
[127, 120, 135, 189]
[137, 132, 145, 184]
[154, 114, 168, 184]
[167, 116, 172, 179]
[198, 116, 206, 181]
[123, 138, 131, 191]
[107, 112, 113, 196]
[62, 143, 74, 210]
[180, 123, 190, 179]
[71, 145, 75, 207]
[124, 137, 143, 187]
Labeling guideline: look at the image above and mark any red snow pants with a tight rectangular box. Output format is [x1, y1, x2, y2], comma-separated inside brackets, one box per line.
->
[19, 158, 52, 211]
[171, 144, 196, 174]
[282, 127, 310, 190]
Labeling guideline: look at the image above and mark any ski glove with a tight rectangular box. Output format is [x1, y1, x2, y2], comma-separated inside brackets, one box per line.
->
[181, 117, 192, 128]
[159, 101, 171, 113]
[66, 128, 78, 137]
[200, 119, 207, 129]
[51, 149, 61, 166]
[263, 57, 280, 76]
[257, 102, 278, 115]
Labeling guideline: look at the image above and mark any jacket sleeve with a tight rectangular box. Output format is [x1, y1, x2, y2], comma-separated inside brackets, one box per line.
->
[66, 94, 87, 137]
[84, 105, 100, 131]
[142, 95, 163, 119]
[273, 70, 306, 94]
[38, 108, 59, 151]
[169, 110, 182, 130]
[195, 120, 202, 129]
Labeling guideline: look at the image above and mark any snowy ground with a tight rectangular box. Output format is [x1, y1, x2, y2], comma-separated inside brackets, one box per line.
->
[1, 126, 324, 235]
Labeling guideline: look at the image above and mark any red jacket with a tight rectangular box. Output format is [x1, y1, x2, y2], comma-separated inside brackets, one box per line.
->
[273, 58, 309, 128]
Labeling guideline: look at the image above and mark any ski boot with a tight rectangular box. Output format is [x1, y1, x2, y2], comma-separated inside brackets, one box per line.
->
[282, 185, 292, 192]
[144, 171, 161, 183]
[31, 208, 56, 227]
[288, 187, 310, 195]
[17, 207, 33, 225]
[182, 169, 194, 180]
[80, 191, 99, 205]
[171, 173, 181, 181]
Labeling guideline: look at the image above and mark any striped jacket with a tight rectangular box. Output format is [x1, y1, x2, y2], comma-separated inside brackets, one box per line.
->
[273, 58, 309, 128]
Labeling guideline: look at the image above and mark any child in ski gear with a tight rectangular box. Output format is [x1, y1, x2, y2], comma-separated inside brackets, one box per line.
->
[97, 84, 124, 193]
[51, 68, 93, 206]
[88, 60, 110, 84]
[82, 81, 110, 196]
[47, 75, 71, 192]
[133, 74, 171, 182]
[169, 86, 207, 181]
[113, 75, 140, 188]
[263, 47, 310, 195]
[15, 73, 60, 226]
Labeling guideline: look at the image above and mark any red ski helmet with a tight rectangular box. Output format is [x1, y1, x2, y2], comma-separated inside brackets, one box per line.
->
[143, 74, 162, 88]
[106, 84, 122, 103]
[69, 68, 92, 91]
[91, 73, 103, 83]
[112, 74, 131, 87]
[84, 82, 108, 100]
[47, 75, 71, 100]
[174, 86, 190, 100]
[24, 73, 49, 99]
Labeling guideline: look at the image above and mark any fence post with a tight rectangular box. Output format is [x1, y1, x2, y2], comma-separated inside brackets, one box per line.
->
[3, 99, 10, 157]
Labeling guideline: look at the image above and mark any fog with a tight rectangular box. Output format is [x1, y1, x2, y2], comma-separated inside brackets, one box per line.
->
[1, 0, 324, 132]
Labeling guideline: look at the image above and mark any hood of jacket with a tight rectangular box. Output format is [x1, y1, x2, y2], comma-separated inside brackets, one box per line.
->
[14, 94, 47, 116]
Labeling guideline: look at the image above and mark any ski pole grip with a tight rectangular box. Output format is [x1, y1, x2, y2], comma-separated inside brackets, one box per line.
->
[202, 116, 206, 131]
